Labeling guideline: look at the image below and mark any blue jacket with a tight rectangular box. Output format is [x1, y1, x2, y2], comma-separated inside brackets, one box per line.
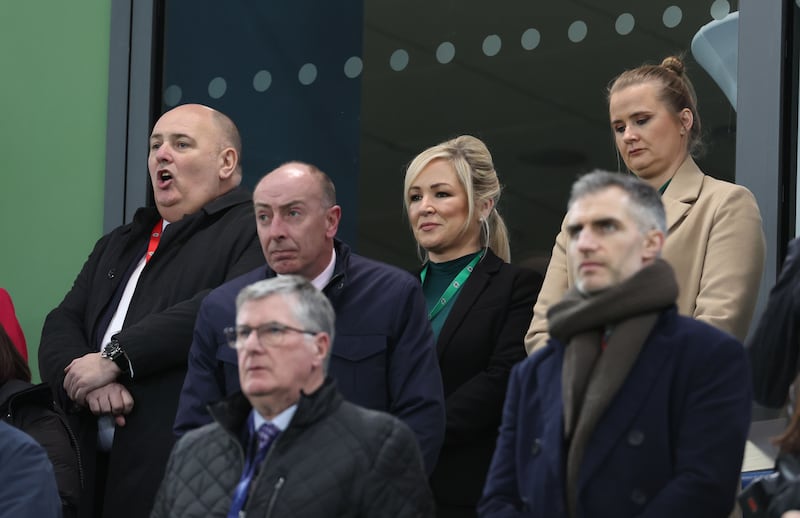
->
[175, 240, 446, 473]
[0, 420, 62, 518]
[479, 308, 751, 518]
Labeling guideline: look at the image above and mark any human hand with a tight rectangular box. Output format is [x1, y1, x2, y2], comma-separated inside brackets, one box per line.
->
[63, 352, 121, 405]
[85, 382, 134, 426]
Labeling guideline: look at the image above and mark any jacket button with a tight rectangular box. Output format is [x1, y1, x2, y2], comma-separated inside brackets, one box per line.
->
[627, 429, 645, 446]
[107, 269, 116, 279]
[630, 489, 647, 505]
[531, 438, 542, 456]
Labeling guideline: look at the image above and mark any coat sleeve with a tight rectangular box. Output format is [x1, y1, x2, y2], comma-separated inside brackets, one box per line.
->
[387, 277, 446, 476]
[0, 422, 63, 518]
[173, 293, 231, 435]
[360, 418, 436, 518]
[444, 267, 542, 443]
[525, 224, 570, 355]
[747, 237, 800, 408]
[692, 185, 765, 341]
[478, 362, 527, 516]
[39, 233, 114, 406]
[640, 335, 752, 517]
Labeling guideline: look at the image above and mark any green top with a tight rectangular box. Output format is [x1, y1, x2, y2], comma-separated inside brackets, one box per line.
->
[420, 251, 482, 340]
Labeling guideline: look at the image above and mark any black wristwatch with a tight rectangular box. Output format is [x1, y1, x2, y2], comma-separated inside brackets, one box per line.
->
[102, 339, 132, 376]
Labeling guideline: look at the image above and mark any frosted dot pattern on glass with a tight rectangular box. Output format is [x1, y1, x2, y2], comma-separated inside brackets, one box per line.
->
[208, 77, 227, 99]
[568, 21, 588, 43]
[436, 42, 456, 64]
[521, 28, 541, 50]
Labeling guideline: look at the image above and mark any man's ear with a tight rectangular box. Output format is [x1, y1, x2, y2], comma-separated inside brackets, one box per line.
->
[312, 333, 331, 367]
[642, 229, 665, 261]
[218, 147, 238, 181]
[325, 205, 342, 239]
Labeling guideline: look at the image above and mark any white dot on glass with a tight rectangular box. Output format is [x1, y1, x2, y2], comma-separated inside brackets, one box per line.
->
[615, 13, 635, 35]
[208, 77, 227, 99]
[662, 6, 683, 28]
[482, 34, 502, 57]
[710, 0, 730, 20]
[390, 49, 409, 71]
[343, 56, 363, 78]
[436, 42, 456, 64]
[163, 85, 182, 107]
[253, 70, 272, 92]
[521, 28, 541, 50]
[568, 21, 588, 43]
[298, 63, 317, 85]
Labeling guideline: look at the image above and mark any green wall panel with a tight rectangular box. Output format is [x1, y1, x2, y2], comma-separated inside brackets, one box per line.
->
[0, 3, 111, 380]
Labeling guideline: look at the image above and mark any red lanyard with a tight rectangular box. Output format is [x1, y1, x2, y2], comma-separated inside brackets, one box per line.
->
[145, 219, 163, 263]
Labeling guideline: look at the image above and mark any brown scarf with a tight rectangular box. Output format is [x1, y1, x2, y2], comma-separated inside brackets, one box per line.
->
[547, 258, 679, 518]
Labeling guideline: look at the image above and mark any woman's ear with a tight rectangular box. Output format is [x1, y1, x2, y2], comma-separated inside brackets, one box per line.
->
[679, 108, 693, 135]
[478, 198, 495, 221]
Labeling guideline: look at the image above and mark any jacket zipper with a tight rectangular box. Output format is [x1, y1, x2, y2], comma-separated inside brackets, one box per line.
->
[263, 477, 285, 518]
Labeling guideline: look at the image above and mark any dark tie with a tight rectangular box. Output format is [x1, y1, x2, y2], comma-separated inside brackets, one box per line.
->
[227, 421, 281, 518]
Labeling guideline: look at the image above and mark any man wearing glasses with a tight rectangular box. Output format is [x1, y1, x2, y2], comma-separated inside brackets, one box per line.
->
[175, 161, 445, 474]
[152, 276, 434, 517]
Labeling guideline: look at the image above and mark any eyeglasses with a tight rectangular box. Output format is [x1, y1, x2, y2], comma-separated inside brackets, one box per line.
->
[224, 322, 318, 350]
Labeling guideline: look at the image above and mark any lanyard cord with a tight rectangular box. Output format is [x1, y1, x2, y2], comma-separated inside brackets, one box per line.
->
[420, 252, 482, 321]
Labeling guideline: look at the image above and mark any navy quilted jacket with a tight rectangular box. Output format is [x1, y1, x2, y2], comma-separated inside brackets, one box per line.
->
[152, 378, 435, 517]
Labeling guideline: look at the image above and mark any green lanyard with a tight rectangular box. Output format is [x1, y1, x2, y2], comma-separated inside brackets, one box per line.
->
[420, 252, 482, 321]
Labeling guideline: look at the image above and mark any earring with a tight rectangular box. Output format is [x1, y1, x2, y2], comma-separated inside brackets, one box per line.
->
[680, 128, 686, 135]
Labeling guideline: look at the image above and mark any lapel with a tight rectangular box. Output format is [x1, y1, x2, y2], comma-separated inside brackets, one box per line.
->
[575, 313, 674, 488]
[661, 157, 703, 233]
[435, 249, 502, 357]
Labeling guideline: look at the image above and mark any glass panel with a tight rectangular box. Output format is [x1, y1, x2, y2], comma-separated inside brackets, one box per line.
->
[159, 0, 739, 271]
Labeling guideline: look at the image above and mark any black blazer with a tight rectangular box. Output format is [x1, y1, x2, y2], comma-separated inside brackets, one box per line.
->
[427, 248, 542, 514]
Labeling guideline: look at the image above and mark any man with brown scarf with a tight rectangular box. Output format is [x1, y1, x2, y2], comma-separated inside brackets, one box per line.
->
[479, 171, 751, 518]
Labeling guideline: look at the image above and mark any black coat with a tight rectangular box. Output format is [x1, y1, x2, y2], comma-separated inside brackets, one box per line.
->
[748, 236, 800, 407]
[152, 379, 435, 518]
[0, 380, 82, 518]
[38, 187, 264, 518]
[426, 249, 542, 516]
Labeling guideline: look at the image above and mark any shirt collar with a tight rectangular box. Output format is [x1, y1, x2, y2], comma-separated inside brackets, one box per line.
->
[252, 404, 297, 432]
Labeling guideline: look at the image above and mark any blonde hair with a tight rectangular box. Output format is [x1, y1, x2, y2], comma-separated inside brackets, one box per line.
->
[608, 55, 704, 157]
[404, 135, 510, 262]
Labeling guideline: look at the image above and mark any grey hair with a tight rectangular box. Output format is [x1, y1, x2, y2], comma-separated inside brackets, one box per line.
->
[568, 170, 667, 235]
[236, 275, 336, 369]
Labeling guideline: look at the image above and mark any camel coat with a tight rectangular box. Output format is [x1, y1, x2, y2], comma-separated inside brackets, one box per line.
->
[525, 157, 765, 353]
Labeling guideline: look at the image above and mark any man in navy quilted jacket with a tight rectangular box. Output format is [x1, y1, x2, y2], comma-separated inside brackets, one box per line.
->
[153, 276, 434, 517]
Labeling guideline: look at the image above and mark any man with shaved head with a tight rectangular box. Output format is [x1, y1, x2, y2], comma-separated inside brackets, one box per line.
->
[175, 161, 446, 475]
[39, 104, 264, 518]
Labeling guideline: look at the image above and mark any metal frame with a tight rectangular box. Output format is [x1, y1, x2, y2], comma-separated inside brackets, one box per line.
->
[736, 0, 787, 328]
[103, 0, 159, 232]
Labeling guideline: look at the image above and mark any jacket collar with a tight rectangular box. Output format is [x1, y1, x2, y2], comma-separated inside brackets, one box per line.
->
[128, 186, 253, 234]
[262, 239, 352, 293]
[208, 377, 342, 442]
[434, 248, 503, 355]
[660, 156, 703, 233]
